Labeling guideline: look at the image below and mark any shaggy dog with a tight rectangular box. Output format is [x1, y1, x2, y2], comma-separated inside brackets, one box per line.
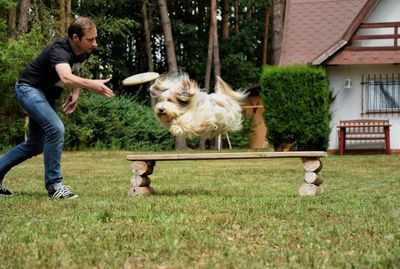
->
[149, 72, 248, 138]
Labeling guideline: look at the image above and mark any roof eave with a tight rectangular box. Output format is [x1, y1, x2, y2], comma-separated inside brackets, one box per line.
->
[311, 40, 348, 65]
[313, 0, 380, 65]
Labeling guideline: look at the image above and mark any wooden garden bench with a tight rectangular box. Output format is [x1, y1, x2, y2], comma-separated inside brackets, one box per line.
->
[126, 151, 328, 197]
[337, 119, 391, 155]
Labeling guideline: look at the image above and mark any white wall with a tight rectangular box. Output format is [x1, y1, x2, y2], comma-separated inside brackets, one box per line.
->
[352, 0, 400, 47]
[326, 65, 400, 151]
[366, 0, 400, 22]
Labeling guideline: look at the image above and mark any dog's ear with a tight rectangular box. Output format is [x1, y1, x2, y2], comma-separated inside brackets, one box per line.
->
[149, 75, 168, 99]
[176, 79, 197, 102]
[214, 76, 228, 93]
[149, 85, 162, 100]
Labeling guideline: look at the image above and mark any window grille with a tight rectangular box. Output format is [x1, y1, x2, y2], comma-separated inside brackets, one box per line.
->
[362, 74, 400, 115]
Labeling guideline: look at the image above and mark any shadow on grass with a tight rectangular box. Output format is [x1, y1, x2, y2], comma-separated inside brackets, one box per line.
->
[155, 188, 232, 197]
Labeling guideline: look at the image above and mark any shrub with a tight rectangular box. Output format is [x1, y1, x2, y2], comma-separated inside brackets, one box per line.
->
[61, 93, 174, 151]
[0, 25, 47, 151]
[260, 65, 331, 151]
[0, 117, 25, 152]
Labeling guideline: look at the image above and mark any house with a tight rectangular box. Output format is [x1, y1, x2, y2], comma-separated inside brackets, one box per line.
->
[279, 0, 400, 153]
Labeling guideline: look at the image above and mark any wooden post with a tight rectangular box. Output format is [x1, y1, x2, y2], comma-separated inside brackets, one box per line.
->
[128, 161, 156, 196]
[339, 127, 346, 155]
[384, 126, 391, 154]
[299, 158, 324, 196]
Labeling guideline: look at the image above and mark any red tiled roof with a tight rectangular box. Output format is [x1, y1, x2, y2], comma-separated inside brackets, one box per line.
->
[279, 0, 373, 66]
[326, 50, 400, 65]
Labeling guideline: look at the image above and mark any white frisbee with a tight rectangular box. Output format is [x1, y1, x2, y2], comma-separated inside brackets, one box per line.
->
[122, 72, 160, 86]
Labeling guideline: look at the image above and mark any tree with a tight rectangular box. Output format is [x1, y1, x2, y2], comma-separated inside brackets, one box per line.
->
[222, 0, 229, 39]
[8, 7, 16, 37]
[142, 0, 154, 72]
[272, 0, 285, 64]
[208, 0, 222, 150]
[158, 0, 186, 150]
[234, 0, 239, 34]
[211, 0, 221, 78]
[59, 0, 71, 35]
[158, 0, 178, 72]
[17, 0, 30, 34]
[262, 6, 272, 64]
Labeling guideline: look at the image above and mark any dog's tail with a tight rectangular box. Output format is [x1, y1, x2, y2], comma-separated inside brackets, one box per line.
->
[215, 76, 249, 102]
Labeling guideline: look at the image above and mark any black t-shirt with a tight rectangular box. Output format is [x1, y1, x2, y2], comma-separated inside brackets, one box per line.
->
[18, 37, 90, 99]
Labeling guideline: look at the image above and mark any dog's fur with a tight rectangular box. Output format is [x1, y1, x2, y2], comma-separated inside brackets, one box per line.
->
[149, 72, 248, 138]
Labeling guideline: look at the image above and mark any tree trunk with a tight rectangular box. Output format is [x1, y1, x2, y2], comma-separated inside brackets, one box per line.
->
[65, 0, 72, 28]
[158, 0, 178, 72]
[142, 0, 154, 72]
[211, 0, 220, 78]
[8, 8, 17, 37]
[204, 4, 213, 91]
[272, 0, 286, 64]
[234, 0, 239, 34]
[211, 0, 221, 150]
[158, 0, 186, 149]
[59, 0, 66, 34]
[200, 2, 215, 150]
[221, 0, 229, 40]
[246, 0, 252, 20]
[17, 0, 31, 34]
[262, 8, 271, 65]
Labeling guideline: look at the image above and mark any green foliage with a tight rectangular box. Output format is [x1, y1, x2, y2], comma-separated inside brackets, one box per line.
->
[0, 0, 17, 10]
[74, 1, 143, 94]
[0, 117, 25, 152]
[61, 93, 174, 151]
[0, 26, 47, 149]
[220, 51, 261, 89]
[260, 65, 331, 150]
[0, 26, 46, 90]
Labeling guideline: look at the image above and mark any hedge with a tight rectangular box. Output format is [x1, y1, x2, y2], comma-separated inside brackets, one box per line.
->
[259, 65, 331, 151]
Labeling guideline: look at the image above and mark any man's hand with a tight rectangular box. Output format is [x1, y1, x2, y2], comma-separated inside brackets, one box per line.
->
[62, 89, 80, 115]
[90, 78, 114, 98]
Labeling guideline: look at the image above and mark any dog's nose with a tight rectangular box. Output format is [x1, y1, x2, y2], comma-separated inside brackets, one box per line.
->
[158, 108, 164, 113]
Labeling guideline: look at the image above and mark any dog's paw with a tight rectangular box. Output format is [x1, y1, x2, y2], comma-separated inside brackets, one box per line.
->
[170, 125, 186, 137]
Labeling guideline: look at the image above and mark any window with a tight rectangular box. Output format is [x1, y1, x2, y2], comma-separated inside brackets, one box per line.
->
[362, 74, 400, 114]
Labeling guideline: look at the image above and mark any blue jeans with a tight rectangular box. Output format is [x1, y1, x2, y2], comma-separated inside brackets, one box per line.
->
[0, 83, 64, 191]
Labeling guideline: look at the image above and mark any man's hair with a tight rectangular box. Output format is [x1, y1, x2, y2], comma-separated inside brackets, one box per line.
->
[68, 17, 96, 39]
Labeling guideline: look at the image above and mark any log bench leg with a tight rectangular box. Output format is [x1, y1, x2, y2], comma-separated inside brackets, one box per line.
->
[298, 158, 324, 196]
[127, 160, 156, 196]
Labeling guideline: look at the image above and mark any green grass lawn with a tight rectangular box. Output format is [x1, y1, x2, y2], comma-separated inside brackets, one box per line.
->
[1, 151, 399, 269]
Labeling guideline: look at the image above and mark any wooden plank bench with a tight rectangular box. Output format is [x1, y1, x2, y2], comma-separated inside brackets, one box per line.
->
[337, 119, 391, 155]
[126, 151, 328, 197]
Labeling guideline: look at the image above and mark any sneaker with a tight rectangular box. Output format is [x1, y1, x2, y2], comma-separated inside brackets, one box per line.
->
[48, 185, 78, 199]
[0, 182, 12, 196]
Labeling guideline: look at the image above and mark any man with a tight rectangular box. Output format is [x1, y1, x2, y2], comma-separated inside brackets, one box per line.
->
[0, 17, 114, 199]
